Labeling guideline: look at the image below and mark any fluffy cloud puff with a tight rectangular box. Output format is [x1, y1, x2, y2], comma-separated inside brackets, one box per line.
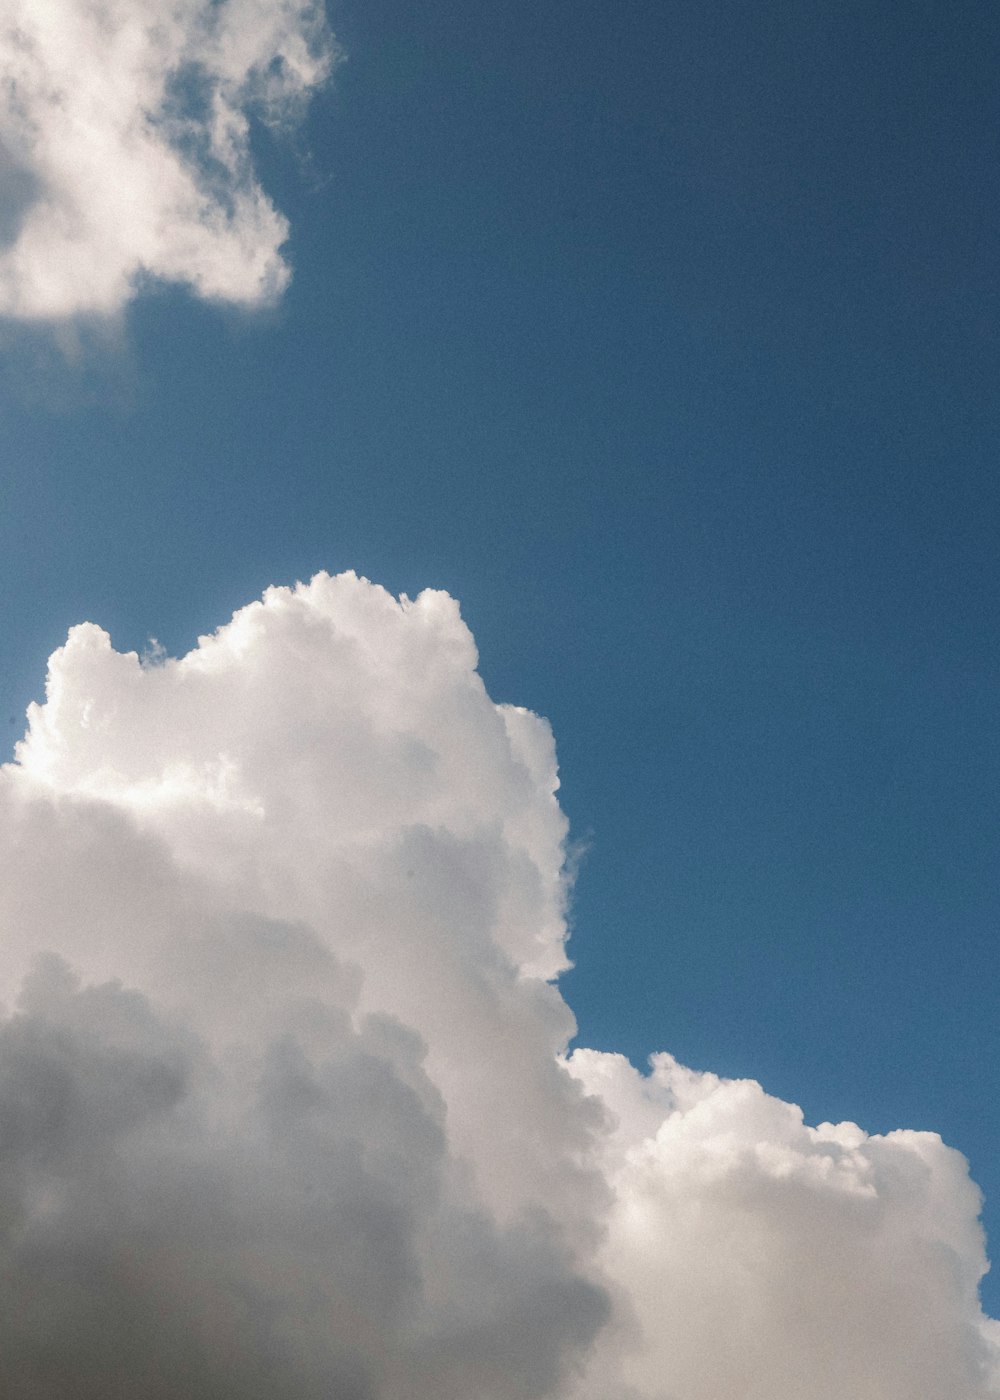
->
[0, 0, 334, 319]
[2, 569, 999, 1398]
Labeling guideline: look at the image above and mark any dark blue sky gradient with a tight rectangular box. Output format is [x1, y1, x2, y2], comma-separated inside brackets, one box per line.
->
[3, 0, 1000, 1303]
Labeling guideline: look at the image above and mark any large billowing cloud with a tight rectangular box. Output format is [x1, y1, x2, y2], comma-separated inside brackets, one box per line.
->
[2, 570, 999, 1397]
[0, 0, 334, 320]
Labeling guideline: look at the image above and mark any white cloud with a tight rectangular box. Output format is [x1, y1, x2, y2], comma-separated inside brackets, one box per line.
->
[0, 0, 334, 320]
[2, 569, 999, 1397]
[569, 1050, 1000, 1400]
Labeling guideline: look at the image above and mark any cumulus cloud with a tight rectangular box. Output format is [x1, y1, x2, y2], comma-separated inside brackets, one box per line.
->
[0, 0, 335, 320]
[2, 569, 999, 1398]
[569, 1051, 1000, 1400]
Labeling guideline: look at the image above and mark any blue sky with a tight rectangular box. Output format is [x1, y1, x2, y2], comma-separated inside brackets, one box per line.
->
[4, 0, 1000, 1313]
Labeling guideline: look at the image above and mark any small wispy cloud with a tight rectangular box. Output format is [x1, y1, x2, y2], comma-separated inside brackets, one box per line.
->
[0, 0, 335, 321]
